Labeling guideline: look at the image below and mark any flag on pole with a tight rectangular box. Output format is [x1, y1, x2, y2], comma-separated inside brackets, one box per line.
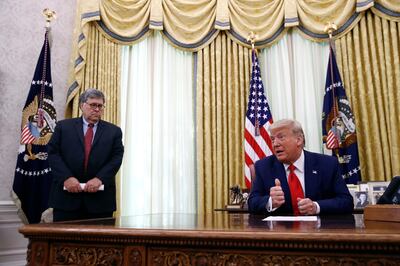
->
[322, 45, 361, 184]
[11, 30, 57, 223]
[244, 49, 273, 188]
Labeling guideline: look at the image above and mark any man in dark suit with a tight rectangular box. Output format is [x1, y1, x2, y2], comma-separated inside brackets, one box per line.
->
[248, 119, 353, 215]
[48, 88, 124, 221]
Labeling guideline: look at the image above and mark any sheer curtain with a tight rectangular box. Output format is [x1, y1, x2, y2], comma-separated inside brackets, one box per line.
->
[119, 32, 196, 216]
[259, 30, 330, 153]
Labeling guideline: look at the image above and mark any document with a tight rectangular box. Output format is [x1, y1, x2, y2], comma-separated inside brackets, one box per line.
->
[63, 183, 104, 191]
[263, 216, 318, 222]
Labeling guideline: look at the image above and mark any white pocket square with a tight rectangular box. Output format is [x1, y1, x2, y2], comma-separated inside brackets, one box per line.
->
[312, 170, 317, 174]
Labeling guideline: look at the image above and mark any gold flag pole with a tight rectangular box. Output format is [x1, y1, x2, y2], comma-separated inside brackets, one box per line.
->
[247, 31, 258, 52]
[324, 22, 337, 51]
[42, 8, 56, 29]
[324, 22, 340, 154]
[247, 31, 260, 136]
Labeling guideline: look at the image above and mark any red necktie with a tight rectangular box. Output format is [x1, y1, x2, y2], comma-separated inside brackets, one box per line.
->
[288, 164, 304, 215]
[84, 123, 94, 171]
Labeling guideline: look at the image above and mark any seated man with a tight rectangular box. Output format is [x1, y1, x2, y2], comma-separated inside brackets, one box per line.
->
[248, 119, 354, 215]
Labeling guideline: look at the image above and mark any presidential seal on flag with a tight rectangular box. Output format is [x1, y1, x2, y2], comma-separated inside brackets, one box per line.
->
[323, 94, 357, 150]
[20, 95, 56, 160]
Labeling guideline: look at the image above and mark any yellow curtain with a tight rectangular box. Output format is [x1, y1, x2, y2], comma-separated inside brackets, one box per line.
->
[67, 0, 400, 112]
[196, 32, 251, 214]
[66, 23, 121, 125]
[335, 10, 400, 181]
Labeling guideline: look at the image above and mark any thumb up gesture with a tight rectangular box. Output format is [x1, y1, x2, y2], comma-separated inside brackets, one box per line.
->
[270, 178, 285, 209]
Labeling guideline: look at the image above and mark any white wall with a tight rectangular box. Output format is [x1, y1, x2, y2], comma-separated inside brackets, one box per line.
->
[0, 1, 76, 264]
[0, 1, 75, 201]
[0, 201, 27, 266]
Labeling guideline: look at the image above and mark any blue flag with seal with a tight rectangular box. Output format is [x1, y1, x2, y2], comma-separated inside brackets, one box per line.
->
[322, 45, 361, 184]
[11, 30, 57, 224]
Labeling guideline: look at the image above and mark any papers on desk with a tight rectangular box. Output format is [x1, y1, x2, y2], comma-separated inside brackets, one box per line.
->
[263, 216, 318, 222]
[63, 183, 104, 191]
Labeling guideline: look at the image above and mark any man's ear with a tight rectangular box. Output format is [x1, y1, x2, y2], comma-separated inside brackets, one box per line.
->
[296, 135, 303, 147]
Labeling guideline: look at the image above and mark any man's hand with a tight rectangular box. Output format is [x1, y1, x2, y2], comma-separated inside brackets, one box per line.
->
[270, 178, 285, 209]
[64, 177, 82, 193]
[297, 198, 317, 215]
[84, 177, 103, 193]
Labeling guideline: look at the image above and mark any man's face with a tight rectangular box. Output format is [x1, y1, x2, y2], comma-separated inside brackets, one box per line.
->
[360, 193, 367, 201]
[270, 126, 303, 164]
[80, 97, 104, 124]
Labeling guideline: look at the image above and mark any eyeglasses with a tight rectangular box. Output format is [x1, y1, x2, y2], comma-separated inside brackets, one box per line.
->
[86, 102, 105, 110]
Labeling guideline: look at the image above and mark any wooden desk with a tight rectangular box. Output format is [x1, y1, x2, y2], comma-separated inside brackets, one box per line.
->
[20, 213, 400, 265]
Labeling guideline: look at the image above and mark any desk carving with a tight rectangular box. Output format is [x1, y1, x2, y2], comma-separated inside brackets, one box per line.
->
[149, 249, 396, 266]
[20, 213, 400, 266]
[53, 245, 123, 265]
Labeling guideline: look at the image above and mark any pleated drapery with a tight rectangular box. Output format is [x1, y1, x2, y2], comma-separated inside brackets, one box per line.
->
[67, 0, 400, 113]
[196, 32, 251, 214]
[66, 23, 121, 125]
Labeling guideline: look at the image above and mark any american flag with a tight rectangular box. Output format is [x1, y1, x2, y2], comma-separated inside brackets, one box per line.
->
[244, 49, 273, 188]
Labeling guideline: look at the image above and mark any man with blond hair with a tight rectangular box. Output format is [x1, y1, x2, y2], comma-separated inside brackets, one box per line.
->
[248, 119, 353, 215]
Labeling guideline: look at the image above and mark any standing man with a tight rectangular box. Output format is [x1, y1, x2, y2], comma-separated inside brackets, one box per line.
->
[48, 88, 124, 221]
[248, 119, 353, 215]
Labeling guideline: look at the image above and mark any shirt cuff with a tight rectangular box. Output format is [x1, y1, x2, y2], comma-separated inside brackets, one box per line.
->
[314, 201, 320, 214]
[266, 197, 278, 212]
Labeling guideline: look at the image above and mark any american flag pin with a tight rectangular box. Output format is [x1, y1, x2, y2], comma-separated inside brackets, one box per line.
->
[312, 170, 317, 174]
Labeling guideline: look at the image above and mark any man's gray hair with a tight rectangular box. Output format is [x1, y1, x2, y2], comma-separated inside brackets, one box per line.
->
[270, 119, 305, 146]
[79, 88, 105, 104]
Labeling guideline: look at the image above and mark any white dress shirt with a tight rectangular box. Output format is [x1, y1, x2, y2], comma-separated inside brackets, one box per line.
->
[266, 151, 320, 214]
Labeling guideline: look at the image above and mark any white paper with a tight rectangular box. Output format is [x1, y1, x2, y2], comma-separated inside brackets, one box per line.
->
[63, 183, 104, 191]
[262, 216, 318, 222]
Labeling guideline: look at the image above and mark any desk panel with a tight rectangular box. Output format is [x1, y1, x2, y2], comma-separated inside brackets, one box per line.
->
[20, 213, 400, 265]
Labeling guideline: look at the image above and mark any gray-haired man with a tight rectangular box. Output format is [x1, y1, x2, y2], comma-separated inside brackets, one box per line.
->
[48, 88, 124, 221]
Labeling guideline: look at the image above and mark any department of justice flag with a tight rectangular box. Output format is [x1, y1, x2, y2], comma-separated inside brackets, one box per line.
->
[322, 46, 361, 184]
[11, 30, 57, 224]
[244, 49, 274, 188]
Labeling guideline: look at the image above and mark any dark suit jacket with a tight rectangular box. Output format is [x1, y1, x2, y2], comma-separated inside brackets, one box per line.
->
[248, 150, 354, 215]
[48, 117, 124, 213]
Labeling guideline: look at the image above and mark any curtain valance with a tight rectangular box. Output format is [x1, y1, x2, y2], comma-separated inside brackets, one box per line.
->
[67, 0, 400, 103]
[78, 0, 400, 49]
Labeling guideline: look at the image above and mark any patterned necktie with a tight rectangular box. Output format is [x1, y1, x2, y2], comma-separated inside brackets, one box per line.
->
[84, 123, 94, 171]
[288, 164, 304, 215]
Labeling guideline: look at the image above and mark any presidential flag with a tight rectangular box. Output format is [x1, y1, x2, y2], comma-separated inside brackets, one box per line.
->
[11, 30, 57, 223]
[322, 45, 361, 184]
[244, 49, 273, 188]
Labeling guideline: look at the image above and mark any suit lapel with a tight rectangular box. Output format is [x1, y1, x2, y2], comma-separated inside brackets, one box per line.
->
[304, 151, 319, 199]
[92, 120, 105, 147]
[75, 118, 84, 146]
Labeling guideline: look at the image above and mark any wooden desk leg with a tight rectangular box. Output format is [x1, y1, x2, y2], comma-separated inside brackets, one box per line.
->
[27, 240, 49, 266]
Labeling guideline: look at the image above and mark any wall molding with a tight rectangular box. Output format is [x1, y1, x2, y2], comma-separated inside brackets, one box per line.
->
[0, 201, 27, 266]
